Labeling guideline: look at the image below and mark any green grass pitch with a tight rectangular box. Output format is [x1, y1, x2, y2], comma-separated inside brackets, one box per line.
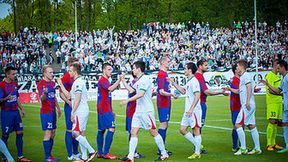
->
[3, 95, 288, 162]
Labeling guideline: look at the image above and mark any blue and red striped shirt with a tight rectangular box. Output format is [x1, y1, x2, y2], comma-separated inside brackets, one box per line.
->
[230, 76, 240, 111]
[37, 79, 56, 114]
[126, 79, 136, 118]
[0, 80, 19, 111]
[195, 72, 208, 103]
[97, 76, 112, 114]
[156, 70, 171, 108]
[61, 72, 74, 92]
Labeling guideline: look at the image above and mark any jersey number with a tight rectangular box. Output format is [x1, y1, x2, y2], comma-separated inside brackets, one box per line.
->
[47, 122, 52, 129]
[5, 127, 9, 133]
[271, 112, 276, 117]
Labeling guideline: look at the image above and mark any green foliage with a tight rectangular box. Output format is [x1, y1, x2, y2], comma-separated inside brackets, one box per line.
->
[0, 0, 287, 32]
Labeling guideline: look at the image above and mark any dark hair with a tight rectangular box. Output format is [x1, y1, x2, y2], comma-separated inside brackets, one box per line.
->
[4, 66, 17, 75]
[186, 62, 197, 74]
[277, 60, 288, 70]
[68, 57, 79, 66]
[102, 63, 112, 71]
[133, 61, 145, 72]
[232, 64, 237, 74]
[237, 59, 248, 70]
[197, 58, 207, 68]
[70, 63, 81, 74]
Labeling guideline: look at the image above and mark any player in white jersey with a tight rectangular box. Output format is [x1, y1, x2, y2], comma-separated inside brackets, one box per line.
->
[168, 62, 202, 159]
[225, 60, 261, 155]
[57, 63, 97, 162]
[119, 61, 169, 162]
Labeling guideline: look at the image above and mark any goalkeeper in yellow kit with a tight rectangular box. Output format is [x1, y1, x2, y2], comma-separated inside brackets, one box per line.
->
[265, 60, 283, 151]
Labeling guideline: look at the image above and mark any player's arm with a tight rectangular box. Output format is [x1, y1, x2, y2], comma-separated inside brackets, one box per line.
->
[60, 92, 72, 106]
[159, 89, 176, 97]
[167, 77, 185, 94]
[204, 89, 225, 96]
[228, 86, 239, 94]
[56, 77, 71, 99]
[55, 98, 61, 118]
[40, 86, 48, 102]
[120, 90, 145, 107]
[245, 83, 252, 110]
[17, 98, 27, 117]
[187, 92, 200, 116]
[109, 74, 125, 92]
[260, 79, 282, 95]
[121, 79, 135, 93]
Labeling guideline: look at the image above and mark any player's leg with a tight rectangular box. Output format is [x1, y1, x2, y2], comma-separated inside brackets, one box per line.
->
[126, 127, 140, 161]
[97, 114, 105, 157]
[246, 109, 261, 155]
[277, 110, 288, 153]
[234, 109, 247, 155]
[1, 111, 12, 160]
[157, 108, 170, 145]
[15, 111, 31, 162]
[103, 113, 117, 159]
[199, 103, 207, 153]
[147, 113, 168, 161]
[0, 139, 14, 162]
[64, 104, 79, 159]
[41, 113, 56, 161]
[180, 113, 196, 146]
[267, 118, 277, 150]
[231, 110, 240, 151]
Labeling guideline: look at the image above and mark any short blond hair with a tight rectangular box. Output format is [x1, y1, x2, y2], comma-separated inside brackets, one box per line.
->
[42, 65, 53, 73]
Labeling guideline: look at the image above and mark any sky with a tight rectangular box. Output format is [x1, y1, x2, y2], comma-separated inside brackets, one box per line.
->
[0, 3, 11, 19]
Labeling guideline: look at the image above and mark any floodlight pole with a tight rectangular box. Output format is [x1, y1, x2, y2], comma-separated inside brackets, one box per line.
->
[75, 1, 78, 48]
[254, 0, 259, 85]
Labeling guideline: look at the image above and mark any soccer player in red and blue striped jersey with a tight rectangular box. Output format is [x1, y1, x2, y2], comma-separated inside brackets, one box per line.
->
[37, 65, 61, 162]
[60, 57, 80, 160]
[97, 63, 124, 159]
[229, 64, 241, 152]
[156, 56, 177, 154]
[0, 66, 31, 162]
[195, 59, 226, 153]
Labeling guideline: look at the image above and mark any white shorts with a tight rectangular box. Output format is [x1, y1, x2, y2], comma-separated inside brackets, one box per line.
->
[282, 110, 288, 123]
[180, 109, 202, 128]
[73, 113, 89, 132]
[131, 111, 157, 130]
[236, 105, 256, 125]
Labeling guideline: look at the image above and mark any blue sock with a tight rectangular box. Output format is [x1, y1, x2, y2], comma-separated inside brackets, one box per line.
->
[104, 131, 114, 155]
[16, 134, 23, 157]
[43, 140, 51, 159]
[97, 131, 105, 154]
[158, 128, 167, 153]
[65, 131, 73, 157]
[1, 134, 9, 159]
[72, 136, 79, 155]
[232, 129, 238, 149]
[50, 139, 54, 155]
[158, 128, 167, 143]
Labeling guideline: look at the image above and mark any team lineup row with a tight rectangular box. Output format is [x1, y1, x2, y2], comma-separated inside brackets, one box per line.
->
[0, 57, 288, 162]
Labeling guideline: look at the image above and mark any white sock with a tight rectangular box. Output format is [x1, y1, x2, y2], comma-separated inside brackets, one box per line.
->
[250, 127, 260, 150]
[154, 134, 167, 156]
[0, 139, 14, 162]
[283, 126, 288, 149]
[79, 143, 88, 160]
[76, 135, 95, 154]
[194, 135, 202, 155]
[236, 127, 246, 149]
[128, 137, 138, 160]
[184, 132, 196, 145]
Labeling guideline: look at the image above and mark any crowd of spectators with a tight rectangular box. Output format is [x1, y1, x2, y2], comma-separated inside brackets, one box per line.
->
[1, 20, 287, 74]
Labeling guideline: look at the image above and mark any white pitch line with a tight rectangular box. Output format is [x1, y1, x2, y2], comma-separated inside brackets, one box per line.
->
[24, 104, 284, 137]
